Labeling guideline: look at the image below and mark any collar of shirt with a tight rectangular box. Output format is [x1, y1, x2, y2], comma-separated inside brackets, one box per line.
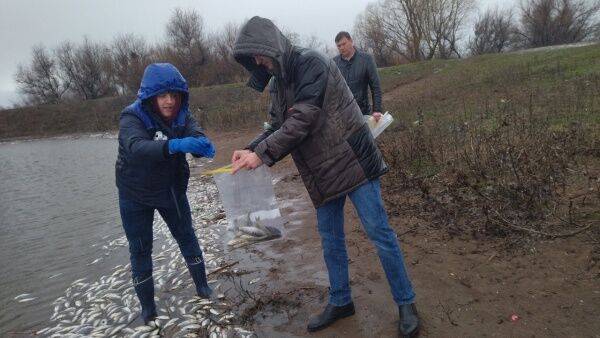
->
[342, 49, 356, 62]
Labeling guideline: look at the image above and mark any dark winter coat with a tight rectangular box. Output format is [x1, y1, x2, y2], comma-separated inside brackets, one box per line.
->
[333, 50, 382, 115]
[233, 16, 388, 208]
[115, 63, 205, 207]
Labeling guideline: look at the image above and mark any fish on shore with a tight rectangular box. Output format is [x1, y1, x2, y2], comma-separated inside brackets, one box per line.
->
[15, 293, 37, 302]
[14, 293, 32, 300]
[33, 174, 257, 337]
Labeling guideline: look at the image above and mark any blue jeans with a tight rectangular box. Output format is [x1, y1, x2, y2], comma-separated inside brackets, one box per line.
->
[118, 191, 210, 321]
[316, 178, 416, 306]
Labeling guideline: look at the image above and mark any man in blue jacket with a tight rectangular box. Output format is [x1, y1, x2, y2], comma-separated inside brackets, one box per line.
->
[334, 31, 383, 122]
[115, 63, 215, 324]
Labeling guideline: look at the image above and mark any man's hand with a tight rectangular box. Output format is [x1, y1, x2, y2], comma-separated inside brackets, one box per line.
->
[372, 112, 382, 122]
[231, 151, 263, 174]
[232, 149, 251, 163]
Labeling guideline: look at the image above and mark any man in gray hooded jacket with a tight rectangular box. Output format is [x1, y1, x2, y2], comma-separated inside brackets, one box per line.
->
[230, 16, 419, 337]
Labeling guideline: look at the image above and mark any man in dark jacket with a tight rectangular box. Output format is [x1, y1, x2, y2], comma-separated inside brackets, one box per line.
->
[334, 31, 383, 122]
[230, 17, 419, 337]
[115, 63, 215, 324]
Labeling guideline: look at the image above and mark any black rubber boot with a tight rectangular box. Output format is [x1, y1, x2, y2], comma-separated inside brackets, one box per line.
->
[398, 303, 419, 337]
[133, 275, 157, 324]
[187, 256, 213, 298]
[307, 302, 355, 332]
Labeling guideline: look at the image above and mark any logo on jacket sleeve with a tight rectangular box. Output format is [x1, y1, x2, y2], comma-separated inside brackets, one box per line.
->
[153, 131, 168, 141]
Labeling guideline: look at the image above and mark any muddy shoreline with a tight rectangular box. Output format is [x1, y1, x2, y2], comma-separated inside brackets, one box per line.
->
[205, 131, 599, 338]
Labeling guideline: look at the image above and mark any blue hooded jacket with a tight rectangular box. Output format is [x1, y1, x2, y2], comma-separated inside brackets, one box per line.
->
[115, 63, 205, 207]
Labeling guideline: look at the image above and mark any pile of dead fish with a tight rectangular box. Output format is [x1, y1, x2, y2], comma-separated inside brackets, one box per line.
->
[33, 173, 257, 337]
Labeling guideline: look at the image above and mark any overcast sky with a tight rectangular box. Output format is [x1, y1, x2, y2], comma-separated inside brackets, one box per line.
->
[0, 0, 516, 107]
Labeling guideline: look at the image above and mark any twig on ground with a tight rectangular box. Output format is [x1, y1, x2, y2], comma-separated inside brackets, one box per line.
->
[398, 227, 418, 237]
[437, 300, 459, 327]
[208, 261, 239, 277]
[492, 211, 595, 238]
[486, 252, 498, 262]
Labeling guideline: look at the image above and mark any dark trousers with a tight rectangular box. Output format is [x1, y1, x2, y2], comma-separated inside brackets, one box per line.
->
[118, 191, 210, 321]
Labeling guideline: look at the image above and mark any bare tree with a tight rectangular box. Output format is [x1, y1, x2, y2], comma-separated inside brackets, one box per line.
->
[56, 38, 116, 100]
[165, 8, 208, 86]
[354, 3, 401, 66]
[419, 0, 477, 59]
[469, 8, 518, 55]
[377, 0, 426, 61]
[518, 0, 600, 47]
[281, 27, 301, 46]
[206, 22, 246, 84]
[211, 23, 239, 60]
[299, 34, 322, 50]
[371, 0, 475, 61]
[112, 34, 153, 95]
[14, 44, 70, 105]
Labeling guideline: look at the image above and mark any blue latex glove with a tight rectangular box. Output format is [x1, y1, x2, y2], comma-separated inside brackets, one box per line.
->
[168, 137, 215, 158]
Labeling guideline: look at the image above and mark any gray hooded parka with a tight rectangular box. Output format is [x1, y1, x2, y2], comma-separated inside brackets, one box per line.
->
[233, 16, 388, 208]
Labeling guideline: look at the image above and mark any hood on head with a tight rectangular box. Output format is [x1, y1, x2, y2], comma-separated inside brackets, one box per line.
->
[233, 16, 292, 92]
[137, 63, 189, 105]
[132, 63, 190, 128]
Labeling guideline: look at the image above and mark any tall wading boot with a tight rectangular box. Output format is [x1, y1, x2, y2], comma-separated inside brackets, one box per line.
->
[133, 275, 157, 324]
[398, 303, 420, 337]
[187, 256, 213, 298]
[307, 302, 355, 332]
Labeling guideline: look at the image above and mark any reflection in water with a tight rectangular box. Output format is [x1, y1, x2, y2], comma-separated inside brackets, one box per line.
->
[0, 137, 123, 336]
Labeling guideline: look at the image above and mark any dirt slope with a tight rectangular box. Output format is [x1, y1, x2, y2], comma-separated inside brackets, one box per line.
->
[202, 131, 599, 338]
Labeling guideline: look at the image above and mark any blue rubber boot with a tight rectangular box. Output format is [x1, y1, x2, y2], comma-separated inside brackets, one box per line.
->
[133, 274, 157, 323]
[186, 256, 213, 298]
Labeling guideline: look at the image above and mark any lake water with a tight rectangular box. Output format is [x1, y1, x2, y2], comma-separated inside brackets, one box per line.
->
[0, 136, 125, 336]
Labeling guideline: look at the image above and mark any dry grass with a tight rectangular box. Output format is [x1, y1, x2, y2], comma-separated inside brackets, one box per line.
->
[377, 44, 600, 248]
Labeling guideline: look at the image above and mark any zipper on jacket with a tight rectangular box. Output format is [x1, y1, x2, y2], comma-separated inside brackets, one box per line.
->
[170, 186, 182, 219]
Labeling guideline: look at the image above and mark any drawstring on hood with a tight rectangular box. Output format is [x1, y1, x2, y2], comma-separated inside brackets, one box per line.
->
[233, 16, 293, 92]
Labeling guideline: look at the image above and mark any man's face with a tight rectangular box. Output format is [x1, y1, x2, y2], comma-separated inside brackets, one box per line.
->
[254, 55, 274, 71]
[336, 37, 354, 59]
[154, 91, 182, 121]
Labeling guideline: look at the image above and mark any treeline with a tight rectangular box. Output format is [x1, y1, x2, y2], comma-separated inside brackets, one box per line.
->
[14, 9, 246, 106]
[13, 8, 333, 107]
[353, 0, 600, 66]
[13, 0, 600, 107]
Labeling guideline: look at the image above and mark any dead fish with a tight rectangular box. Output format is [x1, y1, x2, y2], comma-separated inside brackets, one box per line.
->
[238, 226, 267, 237]
[181, 323, 201, 331]
[87, 258, 102, 266]
[106, 323, 127, 336]
[14, 293, 32, 300]
[134, 324, 155, 332]
[163, 318, 178, 329]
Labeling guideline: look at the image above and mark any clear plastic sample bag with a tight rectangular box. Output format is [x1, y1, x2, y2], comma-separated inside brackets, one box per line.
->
[211, 166, 282, 250]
